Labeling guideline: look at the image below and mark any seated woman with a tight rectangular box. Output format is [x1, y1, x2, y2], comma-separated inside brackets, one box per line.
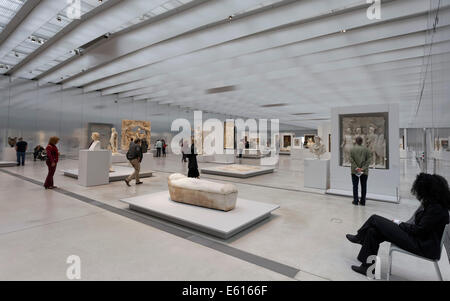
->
[346, 173, 450, 276]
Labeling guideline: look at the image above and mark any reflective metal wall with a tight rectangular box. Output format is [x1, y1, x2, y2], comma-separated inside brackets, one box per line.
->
[0, 75, 307, 158]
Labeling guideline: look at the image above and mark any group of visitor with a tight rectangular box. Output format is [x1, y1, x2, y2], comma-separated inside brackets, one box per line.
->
[10, 133, 449, 280]
[155, 139, 167, 157]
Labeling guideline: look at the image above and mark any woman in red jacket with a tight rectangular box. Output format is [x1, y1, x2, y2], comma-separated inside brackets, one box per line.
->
[45, 136, 60, 189]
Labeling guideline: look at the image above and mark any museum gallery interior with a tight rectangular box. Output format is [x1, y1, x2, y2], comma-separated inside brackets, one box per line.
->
[0, 0, 449, 282]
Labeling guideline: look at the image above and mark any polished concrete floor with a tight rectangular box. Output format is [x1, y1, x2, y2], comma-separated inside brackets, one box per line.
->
[0, 155, 449, 281]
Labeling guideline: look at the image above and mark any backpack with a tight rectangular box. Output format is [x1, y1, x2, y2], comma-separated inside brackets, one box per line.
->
[141, 140, 148, 153]
[126, 144, 136, 160]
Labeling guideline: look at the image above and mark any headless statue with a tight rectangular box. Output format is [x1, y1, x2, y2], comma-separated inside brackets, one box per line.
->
[109, 128, 119, 154]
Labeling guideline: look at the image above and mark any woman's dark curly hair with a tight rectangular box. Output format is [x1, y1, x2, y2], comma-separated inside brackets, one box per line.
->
[411, 173, 450, 209]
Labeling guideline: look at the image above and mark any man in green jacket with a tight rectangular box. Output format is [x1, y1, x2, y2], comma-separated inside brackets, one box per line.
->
[350, 136, 372, 206]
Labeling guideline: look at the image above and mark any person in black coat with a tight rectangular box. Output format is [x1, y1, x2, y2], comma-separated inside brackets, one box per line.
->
[346, 173, 450, 276]
[187, 141, 199, 178]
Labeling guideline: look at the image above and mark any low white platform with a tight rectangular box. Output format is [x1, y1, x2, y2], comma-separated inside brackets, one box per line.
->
[304, 159, 330, 190]
[63, 165, 153, 182]
[121, 191, 280, 239]
[111, 154, 128, 163]
[2, 148, 16, 162]
[198, 154, 235, 164]
[326, 188, 399, 203]
[201, 164, 275, 178]
[0, 161, 16, 167]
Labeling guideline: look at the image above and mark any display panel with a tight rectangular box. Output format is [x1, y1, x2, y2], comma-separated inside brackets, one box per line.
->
[339, 112, 389, 169]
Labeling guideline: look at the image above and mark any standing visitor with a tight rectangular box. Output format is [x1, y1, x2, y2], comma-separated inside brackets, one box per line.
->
[350, 136, 372, 206]
[15, 137, 28, 166]
[156, 139, 162, 157]
[125, 138, 143, 186]
[162, 139, 167, 157]
[44, 136, 60, 190]
[238, 139, 244, 160]
[187, 139, 199, 178]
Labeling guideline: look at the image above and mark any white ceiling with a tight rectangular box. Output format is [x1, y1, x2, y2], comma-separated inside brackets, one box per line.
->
[1, 0, 449, 129]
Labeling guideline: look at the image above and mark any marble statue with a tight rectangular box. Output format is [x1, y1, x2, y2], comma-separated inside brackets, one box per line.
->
[121, 120, 151, 151]
[375, 133, 386, 168]
[354, 127, 366, 146]
[109, 128, 119, 154]
[89, 132, 101, 151]
[310, 136, 326, 160]
[168, 173, 238, 211]
[366, 126, 378, 167]
[8, 137, 17, 148]
[341, 128, 353, 166]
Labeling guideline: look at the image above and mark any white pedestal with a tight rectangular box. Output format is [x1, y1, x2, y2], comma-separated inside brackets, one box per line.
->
[140, 153, 153, 172]
[2, 147, 16, 162]
[78, 150, 110, 187]
[304, 159, 330, 190]
[400, 149, 407, 159]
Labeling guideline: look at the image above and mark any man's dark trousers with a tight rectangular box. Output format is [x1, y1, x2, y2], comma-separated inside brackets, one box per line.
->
[352, 174, 368, 205]
[17, 152, 26, 166]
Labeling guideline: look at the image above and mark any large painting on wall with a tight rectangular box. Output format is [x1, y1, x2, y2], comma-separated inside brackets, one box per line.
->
[339, 112, 389, 169]
[121, 120, 151, 151]
[304, 135, 315, 149]
[283, 135, 292, 148]
[224, 121, 235, 150]
[87, 123, 113, 149]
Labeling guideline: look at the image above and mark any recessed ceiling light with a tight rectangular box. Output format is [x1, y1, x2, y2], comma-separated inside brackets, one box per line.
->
[260, 103, 289, 108]
[206, 85, 237, 94]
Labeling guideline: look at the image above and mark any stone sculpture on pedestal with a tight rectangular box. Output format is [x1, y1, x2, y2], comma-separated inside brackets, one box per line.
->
[109, 128, 119, 154]
[310, 136, 326, 160]
[89, 132, 101, 151]
[168, 173, 238, 212]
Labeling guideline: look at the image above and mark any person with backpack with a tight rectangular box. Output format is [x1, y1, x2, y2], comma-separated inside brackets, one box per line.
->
[125, 138, 143, 186]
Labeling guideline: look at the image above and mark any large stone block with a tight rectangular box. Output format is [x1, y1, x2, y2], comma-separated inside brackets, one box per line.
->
[168, 174, 238, 211]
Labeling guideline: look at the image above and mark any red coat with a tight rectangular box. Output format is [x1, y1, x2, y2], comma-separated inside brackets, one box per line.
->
[46, 144, 59, 163]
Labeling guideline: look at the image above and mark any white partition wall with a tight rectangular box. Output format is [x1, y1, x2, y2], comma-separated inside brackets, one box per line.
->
[328, 104, 400, 203]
